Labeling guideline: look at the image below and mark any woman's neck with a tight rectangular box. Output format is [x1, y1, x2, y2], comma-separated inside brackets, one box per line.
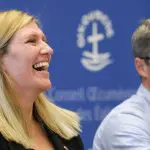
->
[15, 89, 39, 128]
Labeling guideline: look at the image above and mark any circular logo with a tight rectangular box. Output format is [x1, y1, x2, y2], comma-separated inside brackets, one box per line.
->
[76, 10, 115, 72]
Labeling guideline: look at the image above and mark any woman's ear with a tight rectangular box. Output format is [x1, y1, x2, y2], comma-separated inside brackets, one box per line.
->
[135, 57, 148, 78]
[1, 56, 7, 72]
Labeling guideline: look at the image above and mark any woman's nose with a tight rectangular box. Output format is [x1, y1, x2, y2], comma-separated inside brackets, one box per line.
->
[40, 44, 54, 55]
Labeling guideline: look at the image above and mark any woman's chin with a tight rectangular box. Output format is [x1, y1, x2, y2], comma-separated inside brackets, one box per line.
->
[31, 79, 52, 93]
[42, 82, 52, 91]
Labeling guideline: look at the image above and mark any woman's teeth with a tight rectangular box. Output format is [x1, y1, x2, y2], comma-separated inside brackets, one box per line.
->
[33, 62, 49, 71]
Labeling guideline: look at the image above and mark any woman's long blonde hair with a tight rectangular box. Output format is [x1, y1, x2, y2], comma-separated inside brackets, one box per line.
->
[0, 10, 80, 149]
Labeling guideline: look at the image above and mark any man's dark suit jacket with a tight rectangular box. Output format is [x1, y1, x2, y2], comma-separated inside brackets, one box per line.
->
[0, 124, 84, 150]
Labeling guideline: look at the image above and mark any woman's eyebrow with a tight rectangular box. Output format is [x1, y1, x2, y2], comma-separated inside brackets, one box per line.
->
[24, 31, 47, 41]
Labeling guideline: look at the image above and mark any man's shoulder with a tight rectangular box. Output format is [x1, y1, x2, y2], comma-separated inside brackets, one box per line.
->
[93, 87, 150, 150]
[97, 93, 149, 136]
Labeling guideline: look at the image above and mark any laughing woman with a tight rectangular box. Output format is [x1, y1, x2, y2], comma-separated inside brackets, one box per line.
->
[0, 10, 84, 150]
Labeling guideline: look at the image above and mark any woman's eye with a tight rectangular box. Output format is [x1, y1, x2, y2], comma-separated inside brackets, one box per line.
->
[26, 39, 36, 44]
[42, 38, 48, 44]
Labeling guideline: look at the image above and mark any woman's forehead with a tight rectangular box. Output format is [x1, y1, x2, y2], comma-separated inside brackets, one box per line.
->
[14, 22, 46, 40]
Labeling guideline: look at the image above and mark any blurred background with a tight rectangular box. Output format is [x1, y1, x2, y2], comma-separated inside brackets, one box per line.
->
[0, 0, 149, 149]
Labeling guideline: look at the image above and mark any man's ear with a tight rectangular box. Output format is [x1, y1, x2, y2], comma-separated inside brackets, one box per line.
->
[135, 57, 148, 78]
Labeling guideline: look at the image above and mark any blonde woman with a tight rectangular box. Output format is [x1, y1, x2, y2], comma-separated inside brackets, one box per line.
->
[0, 10, 84, 150]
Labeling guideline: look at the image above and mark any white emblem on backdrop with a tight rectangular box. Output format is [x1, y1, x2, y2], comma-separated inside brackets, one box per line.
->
[76, 10, 115, 72]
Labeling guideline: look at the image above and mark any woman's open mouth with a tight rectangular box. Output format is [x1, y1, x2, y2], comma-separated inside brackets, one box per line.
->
[32, 62, 49, 71]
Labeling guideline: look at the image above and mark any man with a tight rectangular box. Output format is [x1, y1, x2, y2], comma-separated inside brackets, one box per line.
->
[93, 19, 150, 150]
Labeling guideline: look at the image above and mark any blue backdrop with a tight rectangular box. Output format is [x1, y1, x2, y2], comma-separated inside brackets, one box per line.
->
[0, 0, 149, 149]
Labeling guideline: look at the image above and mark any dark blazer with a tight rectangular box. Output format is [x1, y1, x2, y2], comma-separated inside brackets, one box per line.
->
[0, 124, 84, 150]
